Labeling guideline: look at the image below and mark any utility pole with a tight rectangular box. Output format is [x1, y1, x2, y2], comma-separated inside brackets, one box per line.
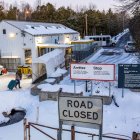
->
[122, 11, 125, 31]
[85, 14, 88, 36]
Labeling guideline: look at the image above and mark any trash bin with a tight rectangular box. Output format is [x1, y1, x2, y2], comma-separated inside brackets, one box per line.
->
[17, 66, 32, 75]
[22, 66, 32, 75]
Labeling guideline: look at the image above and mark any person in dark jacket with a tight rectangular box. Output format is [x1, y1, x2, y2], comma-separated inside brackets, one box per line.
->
[15, 69, 22, 88]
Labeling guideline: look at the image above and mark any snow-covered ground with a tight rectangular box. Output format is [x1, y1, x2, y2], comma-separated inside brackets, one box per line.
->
[0, 49, 140, 140]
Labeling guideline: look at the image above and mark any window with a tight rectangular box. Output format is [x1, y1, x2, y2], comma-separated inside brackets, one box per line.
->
[51, 48, 54, 51]
[55, 39, 58, 44]
[3, 29, 6, 34]
[25, 49, 32, 64]
[96, 38, 100, 41]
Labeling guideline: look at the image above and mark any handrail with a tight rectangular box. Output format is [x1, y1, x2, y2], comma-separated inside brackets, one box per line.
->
[30, 124, 56, 140]
[103, 133, 132, 140]
[28, 122, 131, 140]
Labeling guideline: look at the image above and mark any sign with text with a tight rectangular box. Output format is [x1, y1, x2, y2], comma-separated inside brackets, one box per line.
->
[118, 64, 140, 89]
[70, 63, 115, 81]
[58, 96, 103, 126]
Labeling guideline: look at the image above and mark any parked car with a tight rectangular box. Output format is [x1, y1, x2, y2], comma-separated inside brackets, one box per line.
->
[0, 65, 4, 75]
[124, 41, 137, 52]
[0, 65, 7, 75]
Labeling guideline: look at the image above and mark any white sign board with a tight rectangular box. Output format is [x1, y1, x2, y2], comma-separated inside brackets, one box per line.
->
[59, 96, 103, 125]
[70, 63, 115, 81]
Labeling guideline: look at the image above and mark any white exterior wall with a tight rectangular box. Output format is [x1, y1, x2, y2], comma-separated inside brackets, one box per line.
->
[0, 21, 35, 65]
[35, 33, 79, 45]
[0, 21, 79, 81]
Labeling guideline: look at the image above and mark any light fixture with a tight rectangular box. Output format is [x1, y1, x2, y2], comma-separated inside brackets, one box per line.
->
[65, 36, 70, 44]
[9, 33, 16, 38]
[36, 37, 43, 44]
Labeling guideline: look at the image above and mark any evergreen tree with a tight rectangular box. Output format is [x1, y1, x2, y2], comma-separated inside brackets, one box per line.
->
[6, 5, 17, 20]
[0, 4, 5, 21]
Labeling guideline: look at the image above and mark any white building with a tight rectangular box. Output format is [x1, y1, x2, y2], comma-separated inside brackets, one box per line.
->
[0, 20, 80, 81]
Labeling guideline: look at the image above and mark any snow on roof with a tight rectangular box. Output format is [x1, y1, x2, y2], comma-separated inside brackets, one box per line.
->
[85, 35, 111, 38]
[71, 39, 94, 44]
[4, 20, 78, 36]
[37, 43, 74, 48]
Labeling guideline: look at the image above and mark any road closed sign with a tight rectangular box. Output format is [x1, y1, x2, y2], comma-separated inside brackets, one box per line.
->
[70, 63, 115, 81]
[58, 96, 103, 125]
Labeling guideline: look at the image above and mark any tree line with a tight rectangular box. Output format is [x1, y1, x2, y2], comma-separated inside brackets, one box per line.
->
[118, 0, 140, 50]
[0, 2, 129, 37]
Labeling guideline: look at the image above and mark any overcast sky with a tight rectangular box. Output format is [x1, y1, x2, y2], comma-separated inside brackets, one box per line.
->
[3, 0, 120, 11]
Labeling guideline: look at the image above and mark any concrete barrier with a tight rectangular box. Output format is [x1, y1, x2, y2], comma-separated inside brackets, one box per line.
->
[31, 84, 41, 96]
[39, 89, 83, 102]
[91, 95, 112, 105]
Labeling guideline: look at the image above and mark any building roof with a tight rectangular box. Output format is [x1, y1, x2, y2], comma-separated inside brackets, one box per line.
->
[3, 20, 78, 36]
[37, 43, 73, 48]
[71, 39, 94, 44]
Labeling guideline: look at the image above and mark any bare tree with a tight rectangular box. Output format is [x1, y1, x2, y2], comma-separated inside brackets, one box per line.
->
[115, 0, 140, 12]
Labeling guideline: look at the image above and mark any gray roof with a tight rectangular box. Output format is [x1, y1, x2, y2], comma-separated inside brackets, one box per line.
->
[3, 20, 78, 36]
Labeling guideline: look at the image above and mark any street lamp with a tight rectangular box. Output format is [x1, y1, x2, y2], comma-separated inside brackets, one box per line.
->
[25, 9, 30, 21]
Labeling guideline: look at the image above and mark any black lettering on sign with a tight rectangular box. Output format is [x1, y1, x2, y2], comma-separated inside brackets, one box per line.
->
[74, 111, 79, 118]
[87, 112, 92, 119]
[68, 110, 73, 117]
[87, 101, 93, 109]
[63, 110, 67, 117]
[93, 112, 98, 120]
[80, 111, 86, 118]
[74, 100, 79, 108]
[80, 101, 86, 108]
[67, 100, 72, 107]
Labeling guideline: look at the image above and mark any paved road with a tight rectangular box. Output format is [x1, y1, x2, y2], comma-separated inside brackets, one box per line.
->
[88, 32, 135, 63]
[87, 32, 139, 74]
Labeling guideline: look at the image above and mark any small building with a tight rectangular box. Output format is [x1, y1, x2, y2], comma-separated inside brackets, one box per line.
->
[0, 20, 79, 82]
[70, 40, 98, 61]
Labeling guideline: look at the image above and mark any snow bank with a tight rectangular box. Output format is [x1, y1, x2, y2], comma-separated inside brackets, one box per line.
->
[55, 68, 67, 75]
[0, 90, 38, 123]
[37, 83, 84, 93]
[112, 28, 129, 44]
[0, 114, 10, 123]
[49, 68, 67, 78]
[45, 78, 56, 83]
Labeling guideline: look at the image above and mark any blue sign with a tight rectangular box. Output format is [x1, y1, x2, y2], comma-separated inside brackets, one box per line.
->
[118, 64, 140, 89]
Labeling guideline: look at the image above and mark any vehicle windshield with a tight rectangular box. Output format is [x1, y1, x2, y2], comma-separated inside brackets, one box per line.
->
[127, 42, 136, 46]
